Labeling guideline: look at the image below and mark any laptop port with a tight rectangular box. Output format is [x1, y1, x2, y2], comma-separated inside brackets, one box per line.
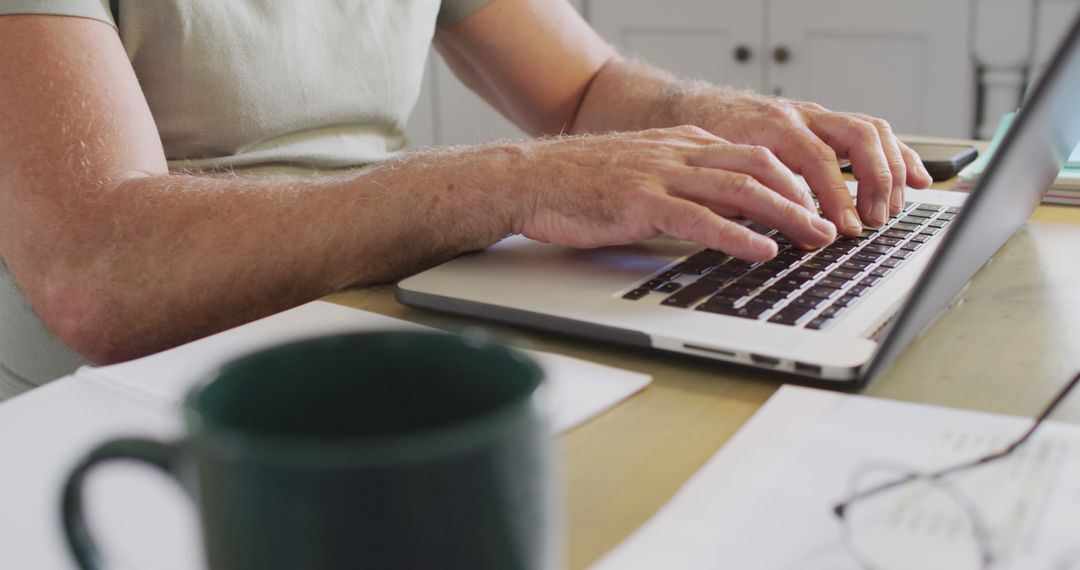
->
[750, 353, 780, 367]
[794, 362, 823, 375]
[683, 343, 736, 359]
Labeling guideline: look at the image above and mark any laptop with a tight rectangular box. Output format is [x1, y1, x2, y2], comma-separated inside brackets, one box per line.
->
[397, 13, 1080, 388]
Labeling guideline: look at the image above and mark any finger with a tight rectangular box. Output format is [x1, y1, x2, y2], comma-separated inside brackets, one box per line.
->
[898, 141, 933, 188]
[854, 115, 909, 216]
[687, 143, 817, 212]
[810, 115, 893, 227]
[770, 126, 862, 236]
[648, 195, 777, 261]
[667, 169, 835, 249]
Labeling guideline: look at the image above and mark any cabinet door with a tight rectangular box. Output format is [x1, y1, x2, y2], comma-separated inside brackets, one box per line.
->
[589, 0, 765, 91]
[768, 0, 973, 138]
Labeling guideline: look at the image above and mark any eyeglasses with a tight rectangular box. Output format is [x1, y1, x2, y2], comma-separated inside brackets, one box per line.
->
[832, 372, 1080, 570]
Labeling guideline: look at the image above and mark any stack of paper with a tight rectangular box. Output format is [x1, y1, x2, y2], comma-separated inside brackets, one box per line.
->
[0, 301, 652, 570]
[956, 112, 1080, 205]
[592, 385, 1080, 569]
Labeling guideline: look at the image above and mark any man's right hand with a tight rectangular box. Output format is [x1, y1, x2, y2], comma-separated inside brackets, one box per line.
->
[494, 125, 838, 262]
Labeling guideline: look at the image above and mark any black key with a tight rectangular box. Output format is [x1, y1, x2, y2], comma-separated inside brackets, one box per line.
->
[916, 205, 942, 214]
[928, 219, 949, 228]
[938, 212, 956, 220]
[673, 263, 710, 275]
[879, 258, 902, 269]
[818, 276, 848, 289]
[805, 286, 841, 300]
[872, 236, 901, 247]
[686, 250, 728, 266]
[836, 236, 863, 245]
[802, 259, 832, 271]
[789, 296, 826, 310]
[832, 295, 857, 308]
[825, 242, 857, 254]
[661, 280, 721, 307]
[882, 229, 909, 239]
[860, 276, 882, 287]
[909, 233, 931, 243]
[945, 207, 960, 214]
[900, 215, 926, 224]
[869, 266, 891, 278]
[821, 305, 846, 319]
[790, 267, 824, 280]
[726, 260, 757, 272]
[900, 241, 922, 252]
[774, 275, 811, 289]
[890, 250, 912, 260]
[707, 289, 744, 304]
[698, 302, 768, 319]
[643, 279, 665, 289]
[658, 271, 680, 281]
[724, 282, 759, 296]
[658, 282, 682, 293]
[848, 285, 870, 297]
[841, 259, 871, 271]
[761, 259, 792, 272]
[753, 291, 788, 306]
[623, 288, 651, 300]
[816, 251, 843, 262]
[768, 306, 812, 326]
[737, 274, 770, 288]
[862, 244, 892, 254]
[852, 251, 884, 263]
[806, 316, 832, 330]
[857, 229, 878, 240]
[764, 285, 799, 298]
[829, 268, 860, 281]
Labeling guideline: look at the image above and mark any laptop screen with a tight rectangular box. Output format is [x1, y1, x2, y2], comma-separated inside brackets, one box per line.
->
[864, 12, 1080, 382]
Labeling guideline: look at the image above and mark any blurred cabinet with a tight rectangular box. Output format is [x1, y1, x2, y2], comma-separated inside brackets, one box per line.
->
[591, 0, 973, 138]
[409, 0, 1080, 147]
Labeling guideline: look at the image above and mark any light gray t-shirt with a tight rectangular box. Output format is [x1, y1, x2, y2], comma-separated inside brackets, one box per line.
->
[0, 0, 491, 397]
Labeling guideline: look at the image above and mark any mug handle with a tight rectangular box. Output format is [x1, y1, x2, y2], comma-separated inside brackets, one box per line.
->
[61, 438, 182, 570]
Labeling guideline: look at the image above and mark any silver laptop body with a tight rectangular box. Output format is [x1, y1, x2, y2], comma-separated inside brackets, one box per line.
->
[398, 14, 1080, 387]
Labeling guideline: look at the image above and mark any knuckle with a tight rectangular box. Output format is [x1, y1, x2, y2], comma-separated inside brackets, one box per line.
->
[745, 145, 776, 168]
[728, 173, 758, 199]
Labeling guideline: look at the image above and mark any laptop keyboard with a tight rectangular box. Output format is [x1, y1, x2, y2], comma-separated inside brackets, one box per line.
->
[621, 202, 958, 331]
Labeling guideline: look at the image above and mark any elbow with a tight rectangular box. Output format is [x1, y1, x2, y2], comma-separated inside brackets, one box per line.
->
[27, 267, 134, 365]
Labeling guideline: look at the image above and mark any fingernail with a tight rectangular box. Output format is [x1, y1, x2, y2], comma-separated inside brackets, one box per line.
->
[753, 236, 777, 257]
[874, 202, 889, 226]
[811, 216, 835, 239]
[842, 209, 862, 233]
[890, 188, 904, 213]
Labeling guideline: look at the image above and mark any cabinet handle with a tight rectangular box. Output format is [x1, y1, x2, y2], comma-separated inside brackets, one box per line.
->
[773, 46, 791, 64]
[734, 45, 753, 63]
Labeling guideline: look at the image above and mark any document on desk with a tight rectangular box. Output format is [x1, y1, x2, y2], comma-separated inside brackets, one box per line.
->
[592, 385, 1080, 570]
[77, 301, 652, 433]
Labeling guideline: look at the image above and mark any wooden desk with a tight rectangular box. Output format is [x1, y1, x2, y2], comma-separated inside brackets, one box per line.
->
[323, 166, 1080, 568]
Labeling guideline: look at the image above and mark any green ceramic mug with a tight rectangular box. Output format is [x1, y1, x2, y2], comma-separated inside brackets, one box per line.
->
[61, 331, 556, 570]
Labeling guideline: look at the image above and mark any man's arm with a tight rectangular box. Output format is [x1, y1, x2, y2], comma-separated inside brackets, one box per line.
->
[435, 0, 934, 234]
[0, 16, 518, 363]
[1, 15, 833, 364]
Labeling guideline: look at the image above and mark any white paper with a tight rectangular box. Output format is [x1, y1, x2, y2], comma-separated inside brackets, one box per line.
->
[0, 301, 651, 570]
[82, 301, 652, 433]
[592, 385, 1080, 570]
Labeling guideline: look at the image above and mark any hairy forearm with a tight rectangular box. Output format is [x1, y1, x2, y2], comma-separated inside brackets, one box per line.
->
[570, 58, 760, 135]
[10, 148, 519, 364]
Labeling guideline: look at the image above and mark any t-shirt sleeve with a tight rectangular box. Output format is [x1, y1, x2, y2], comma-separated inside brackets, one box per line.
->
[437, 0, 492, 26]
[0, 0, 115, 28]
